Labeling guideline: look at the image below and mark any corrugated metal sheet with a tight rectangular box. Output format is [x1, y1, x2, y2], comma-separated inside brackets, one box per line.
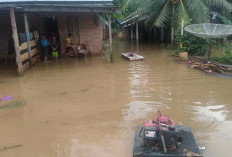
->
[0, 0, 116, 13]
[0, 0, 113, 2]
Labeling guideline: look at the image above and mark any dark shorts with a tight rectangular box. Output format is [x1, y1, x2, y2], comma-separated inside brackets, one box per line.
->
[41, 46, 48, 57]
[66, 46, 73, 54]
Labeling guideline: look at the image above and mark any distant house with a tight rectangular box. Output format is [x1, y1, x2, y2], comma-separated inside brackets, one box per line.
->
[0, 0, 116, 75]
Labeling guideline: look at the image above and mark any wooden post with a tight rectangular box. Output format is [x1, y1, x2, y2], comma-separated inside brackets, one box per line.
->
[127, 24, 129, 39]
[24, 12, 32, 67]
[136, 22, 139, 42]
[130, 24, 133, 40]
[161, 27, 164, 43]
[9, 8, 23, 75]
[171, 26, 174, 45]
[100, 20, 103, 53]
[180, 18, 184, 48]
[108, 14, 113, 62]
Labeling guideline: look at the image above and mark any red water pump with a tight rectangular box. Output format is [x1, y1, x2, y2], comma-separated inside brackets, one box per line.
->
[142, 110, 177, 152]
[134, 110, 203, 157]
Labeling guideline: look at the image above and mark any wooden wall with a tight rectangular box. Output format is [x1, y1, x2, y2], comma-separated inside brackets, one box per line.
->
[19, 40, 39, 71]
[57, 15, 68, 54]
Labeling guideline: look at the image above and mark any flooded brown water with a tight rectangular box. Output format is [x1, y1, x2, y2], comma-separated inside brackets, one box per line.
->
[0, 39, 232, 157]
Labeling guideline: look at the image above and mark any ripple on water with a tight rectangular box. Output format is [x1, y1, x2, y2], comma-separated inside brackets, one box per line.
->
[122, 101, 163, 123]
[188, 104, 228, 122]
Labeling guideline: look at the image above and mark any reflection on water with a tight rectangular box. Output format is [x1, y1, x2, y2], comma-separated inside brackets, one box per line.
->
[128, 62, 152, 98]
[0, 39, 232, 157]
[123, 101, 162, 123]
[190, 104, 227, 122]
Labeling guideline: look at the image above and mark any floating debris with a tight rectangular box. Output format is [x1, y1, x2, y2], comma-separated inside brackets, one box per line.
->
[0, 145, 22, 152]
[121, 52, 144, 61]
[0, 101, 25, 110]
[176, 57, 232, 75]
[0, 96, 12, 102]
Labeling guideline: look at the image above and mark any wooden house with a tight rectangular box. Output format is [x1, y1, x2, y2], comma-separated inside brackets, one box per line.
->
[0, 0, 116, 75]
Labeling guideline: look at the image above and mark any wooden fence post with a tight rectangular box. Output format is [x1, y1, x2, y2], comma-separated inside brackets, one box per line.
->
[9, 8, 23, 75]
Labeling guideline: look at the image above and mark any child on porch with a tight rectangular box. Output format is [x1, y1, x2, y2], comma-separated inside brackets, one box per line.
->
[50, 36, 59, 59]
[40, 35, 50, 62]
[65, 33, 73, 56]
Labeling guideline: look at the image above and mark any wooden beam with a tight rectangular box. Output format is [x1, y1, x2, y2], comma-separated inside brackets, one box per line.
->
[23, 7, 116, 13]
[108, 14, 113, 62]
[9, 8, 23, 75]
[24, 12, 32, 67]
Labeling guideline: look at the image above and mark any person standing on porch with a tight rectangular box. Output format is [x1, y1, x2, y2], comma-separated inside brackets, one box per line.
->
[40, 35, 50, 62]
[65, 33, 72, 56]
[50, 36, 59, 59]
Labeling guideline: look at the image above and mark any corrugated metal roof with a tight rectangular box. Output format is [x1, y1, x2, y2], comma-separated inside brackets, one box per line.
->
[0, 0, 116, 13]
[0, 0, 113, 2]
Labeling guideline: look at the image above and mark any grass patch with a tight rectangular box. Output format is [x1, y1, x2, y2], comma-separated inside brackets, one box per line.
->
[0, 101, 25, 110]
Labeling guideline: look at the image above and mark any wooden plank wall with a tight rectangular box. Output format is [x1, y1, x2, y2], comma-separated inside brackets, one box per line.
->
[19, 40, 39, 71]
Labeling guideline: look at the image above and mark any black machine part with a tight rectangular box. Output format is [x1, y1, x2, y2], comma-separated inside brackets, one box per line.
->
[142, 126, 180, 150]
[134, 125, 203, 157]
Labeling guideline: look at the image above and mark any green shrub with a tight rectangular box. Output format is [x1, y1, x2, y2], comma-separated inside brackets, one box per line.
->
[175, 25, 208, 56]
[211, 43, 232, 65]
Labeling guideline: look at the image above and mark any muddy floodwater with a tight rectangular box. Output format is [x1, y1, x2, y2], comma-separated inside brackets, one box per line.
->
[0, 39, 232, 157]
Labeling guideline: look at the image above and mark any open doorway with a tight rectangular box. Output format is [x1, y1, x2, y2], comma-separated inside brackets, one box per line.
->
[44, 18, 60, 57]
[45, 18, 59, 41]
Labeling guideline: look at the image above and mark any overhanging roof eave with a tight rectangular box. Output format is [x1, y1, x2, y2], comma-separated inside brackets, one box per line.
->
[23, 7, 116, 13]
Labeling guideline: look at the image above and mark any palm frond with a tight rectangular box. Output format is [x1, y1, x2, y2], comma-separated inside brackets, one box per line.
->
[154, 2, 172, 28]
[186, 0, 209, 23]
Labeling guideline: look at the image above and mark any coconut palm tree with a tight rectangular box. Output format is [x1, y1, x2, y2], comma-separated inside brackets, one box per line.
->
[124, 0, 232, 45]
